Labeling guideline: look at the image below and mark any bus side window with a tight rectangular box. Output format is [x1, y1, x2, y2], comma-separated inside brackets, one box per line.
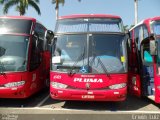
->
[134, 27, 139, 49]
[35, 23, 46, 51]
[30, 35, 41, 71]
[135, 26, 143, 50]
[143, 25, 149, 39]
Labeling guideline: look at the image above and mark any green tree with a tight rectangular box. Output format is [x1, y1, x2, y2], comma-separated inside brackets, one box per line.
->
[0, 0, 41, 16]
[124, 25, 135, 32]
[52, 0, 81, 20]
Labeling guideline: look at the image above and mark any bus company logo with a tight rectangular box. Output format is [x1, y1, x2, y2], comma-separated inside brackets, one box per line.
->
[86, 83, 90, 89]
[74, 78, 103, 83]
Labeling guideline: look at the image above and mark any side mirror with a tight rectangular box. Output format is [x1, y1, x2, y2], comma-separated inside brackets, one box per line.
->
[33, 33, 39, 48]
[125, 30, 130, 35]
[144, 51, 153, 63]
[45, 30, 54, 45]
[149, 33, 157, 55]
[150, 40, 157, 56]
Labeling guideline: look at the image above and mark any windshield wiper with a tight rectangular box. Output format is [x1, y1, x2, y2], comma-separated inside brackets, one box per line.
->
[0, 61, 6, 75]
[90, 54, 110, 78]
[0, 46, 6, 57]
[68, 47, 85, 76]
[97, 56, 110, 77]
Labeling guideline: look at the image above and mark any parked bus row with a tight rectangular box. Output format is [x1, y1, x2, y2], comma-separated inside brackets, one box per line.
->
[0, 15, 160, 105]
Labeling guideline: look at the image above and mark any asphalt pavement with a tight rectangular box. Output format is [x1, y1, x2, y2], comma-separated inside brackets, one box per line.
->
[0, 88, 160, 120]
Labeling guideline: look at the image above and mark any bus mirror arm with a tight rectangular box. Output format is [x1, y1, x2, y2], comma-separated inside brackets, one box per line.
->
[46, 30, 54, 45]
[149, 34, 157, 56]
[33, 32, 39, 49]
[150, 40, 157, 56]
[125, 30, 130, 36]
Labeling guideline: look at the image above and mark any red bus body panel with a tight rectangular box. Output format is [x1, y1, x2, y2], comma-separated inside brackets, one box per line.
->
[0, 71, 42, 98]
[128, 29, 141, 97]
[154, 41, 160, 103]
[128, 73, 141, 97]
[0, 56, 49, 98]
[155, 76, 160, 103]
[50, 72, 127, 101]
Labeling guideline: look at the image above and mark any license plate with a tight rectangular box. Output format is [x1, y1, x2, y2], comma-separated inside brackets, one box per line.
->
[82, 95, 94, 99]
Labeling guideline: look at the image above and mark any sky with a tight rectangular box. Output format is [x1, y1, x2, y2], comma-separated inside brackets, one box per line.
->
[0, 0, 160, 31]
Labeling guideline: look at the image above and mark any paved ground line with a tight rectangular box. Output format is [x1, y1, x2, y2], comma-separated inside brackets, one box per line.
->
[35, 95, 50, 107]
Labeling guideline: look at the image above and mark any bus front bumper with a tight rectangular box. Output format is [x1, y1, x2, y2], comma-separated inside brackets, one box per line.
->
[50, 87, 127, 101]
[0, 86, 28, 98]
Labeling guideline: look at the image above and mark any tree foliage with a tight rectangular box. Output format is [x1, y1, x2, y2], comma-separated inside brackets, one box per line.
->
[0, 0, 41, 16]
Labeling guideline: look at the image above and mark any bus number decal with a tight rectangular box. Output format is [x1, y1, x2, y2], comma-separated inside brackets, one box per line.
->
[53, 75, 61, 79]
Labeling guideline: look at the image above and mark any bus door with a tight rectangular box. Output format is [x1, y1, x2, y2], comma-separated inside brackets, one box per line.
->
[141, 38, 155, 100]
[129, 26, 151, 97]
[29, 33, 43, 91]
[128, 30, 141, 97]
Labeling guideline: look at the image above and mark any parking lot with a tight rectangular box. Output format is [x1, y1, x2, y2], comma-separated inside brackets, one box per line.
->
[0, 88, 159, 111]
[0, 89, 159, 120]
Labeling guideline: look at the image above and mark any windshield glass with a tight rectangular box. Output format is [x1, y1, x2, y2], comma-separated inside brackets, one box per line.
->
[51, 34, 127, 74]
[0, 35, 29, 72]
[151, 21, 160, 35]
[0, 18, 32, 34]
[55, 18, 124, 33]
[89, 34, 127, 73]
[51, 34, 87, 72]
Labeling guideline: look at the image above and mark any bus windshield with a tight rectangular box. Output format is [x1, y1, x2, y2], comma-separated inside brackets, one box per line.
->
[55, 18, 124, 33]
[152, 21, 160, 35]
[0, 35, 29, 72]
[0, 18, 32, 34]
[51, 34, 127, 74]
[90, 34, 127, 73]
[51, 34, 87, 72]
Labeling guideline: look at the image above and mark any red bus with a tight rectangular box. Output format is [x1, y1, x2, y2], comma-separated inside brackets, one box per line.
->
[50, 14, 128, 101]
[128, 16, 160, 103]
[0, 16, 51, 98]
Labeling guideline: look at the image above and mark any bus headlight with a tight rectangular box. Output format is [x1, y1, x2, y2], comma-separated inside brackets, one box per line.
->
[4, 81, 25, 88]
[51, 82, 68, 89]
[109, 83, 126, 90]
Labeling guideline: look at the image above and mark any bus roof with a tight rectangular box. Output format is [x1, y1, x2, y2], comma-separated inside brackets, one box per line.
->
[144, 16, 160, 22]
[59, 14, 121, 20]
[130, 16, 160, 31]
[0, 16, 36, 21]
